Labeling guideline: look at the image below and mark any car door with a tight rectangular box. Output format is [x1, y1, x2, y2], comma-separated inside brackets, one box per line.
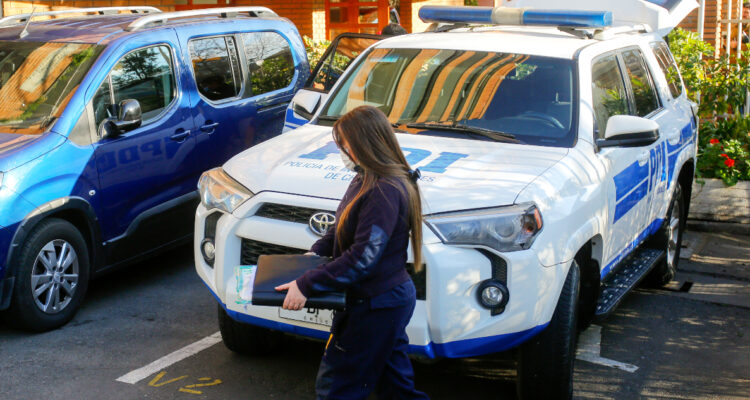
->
[618, 47, 671, 234]
[91, 35, 198, 260]
[647, 41, 695, 225]
[180, 29, 298, 174]
[285, 33, 383, 131]
[592, 50, 660, 275]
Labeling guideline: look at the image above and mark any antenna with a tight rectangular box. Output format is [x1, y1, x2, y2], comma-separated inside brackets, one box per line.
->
[19, 7, 36, 38]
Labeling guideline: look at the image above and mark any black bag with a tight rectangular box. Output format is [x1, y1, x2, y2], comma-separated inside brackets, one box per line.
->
[251, 254, 346, 310]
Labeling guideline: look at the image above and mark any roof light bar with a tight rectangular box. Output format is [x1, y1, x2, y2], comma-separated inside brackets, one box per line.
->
[418, 6, 613, 28]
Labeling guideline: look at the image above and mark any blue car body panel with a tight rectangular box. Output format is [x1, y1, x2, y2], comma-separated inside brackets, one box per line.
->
[0, 13, 310, 306]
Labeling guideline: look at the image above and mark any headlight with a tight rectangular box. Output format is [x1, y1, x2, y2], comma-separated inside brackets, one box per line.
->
[197, 168, 253, 214]
[426, 203, 543, 252]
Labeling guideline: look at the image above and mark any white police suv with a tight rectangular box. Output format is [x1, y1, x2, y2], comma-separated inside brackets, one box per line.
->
[195, 1, 698, 398]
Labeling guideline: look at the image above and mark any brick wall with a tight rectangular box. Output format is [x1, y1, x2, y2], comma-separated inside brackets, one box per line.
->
[3, 1, 176, 16]
[401, 0, 463, 33]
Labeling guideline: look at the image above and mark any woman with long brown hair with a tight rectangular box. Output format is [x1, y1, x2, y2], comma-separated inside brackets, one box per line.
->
[275, 105, 429, 399]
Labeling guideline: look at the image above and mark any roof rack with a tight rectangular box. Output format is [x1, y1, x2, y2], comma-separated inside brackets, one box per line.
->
[124, 6, 278, 32]
[0, 7, 161, 28]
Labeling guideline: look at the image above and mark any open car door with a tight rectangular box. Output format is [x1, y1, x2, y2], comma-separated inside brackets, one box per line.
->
[284, 33, 385, 132]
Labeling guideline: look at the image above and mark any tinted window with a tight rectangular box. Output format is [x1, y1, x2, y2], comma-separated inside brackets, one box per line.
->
[592, 54, 629, 136]
[190, 36, 242, 101]
[321, 48, 576, 147]
[93, 45, 175, 127]
[650, 42, 683, 98]
[243, 32, 294, 96]
[621, 49, 660, 117]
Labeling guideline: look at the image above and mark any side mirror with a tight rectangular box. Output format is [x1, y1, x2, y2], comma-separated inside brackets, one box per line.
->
[597, 115, 659, 148]
[99, 99, 142, 138]
[290, 90, 322, 121]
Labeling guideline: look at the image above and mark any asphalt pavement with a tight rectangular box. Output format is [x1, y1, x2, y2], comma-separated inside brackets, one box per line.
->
[0, 229, 748, 399]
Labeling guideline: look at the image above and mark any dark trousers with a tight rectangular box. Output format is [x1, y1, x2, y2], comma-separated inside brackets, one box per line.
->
[315, 290, 429, 400]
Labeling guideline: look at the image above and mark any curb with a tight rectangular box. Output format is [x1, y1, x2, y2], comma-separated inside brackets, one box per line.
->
[687, 219, 750, 235]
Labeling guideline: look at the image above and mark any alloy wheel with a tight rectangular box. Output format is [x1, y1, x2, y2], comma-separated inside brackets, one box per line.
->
[30, 239, 79, 314]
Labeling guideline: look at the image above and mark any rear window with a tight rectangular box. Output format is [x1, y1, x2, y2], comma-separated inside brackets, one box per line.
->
[650, 41, 684, 98]
[189, 36, 242, 101]
[242, 32, 295, 96]
[621, 49, 660, 117]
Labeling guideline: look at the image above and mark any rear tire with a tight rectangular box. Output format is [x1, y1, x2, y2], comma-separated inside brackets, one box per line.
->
[516, 260, 580, 400]
[5, 218, 90, 332]
[645, 183, 684, 287]
[217, 304, 282, 356]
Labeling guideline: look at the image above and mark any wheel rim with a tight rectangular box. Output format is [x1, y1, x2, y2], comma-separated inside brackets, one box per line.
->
[30, 239, 79, 314]
[666, 196, 681, 268]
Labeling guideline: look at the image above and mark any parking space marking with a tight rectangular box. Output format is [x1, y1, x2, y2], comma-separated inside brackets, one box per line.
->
[576, 325, 639, 373]
[116, 332, 222, 384]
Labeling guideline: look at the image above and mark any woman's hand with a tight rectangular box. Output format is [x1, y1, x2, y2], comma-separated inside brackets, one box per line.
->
[275, 280, 307, 310]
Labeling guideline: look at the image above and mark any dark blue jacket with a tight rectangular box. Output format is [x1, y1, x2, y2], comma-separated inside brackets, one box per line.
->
[296, 174, 412, 299]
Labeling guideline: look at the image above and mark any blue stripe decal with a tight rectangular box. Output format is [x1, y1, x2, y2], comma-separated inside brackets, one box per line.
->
[601, 218, 664, 278]
[206, 283, 548, 359]
[613, 161, 649, 201]
[613, 179, 648, 223]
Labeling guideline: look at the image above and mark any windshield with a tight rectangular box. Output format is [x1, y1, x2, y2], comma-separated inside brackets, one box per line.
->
[0, 41, 103, 135]
[319, 48, 577, 147]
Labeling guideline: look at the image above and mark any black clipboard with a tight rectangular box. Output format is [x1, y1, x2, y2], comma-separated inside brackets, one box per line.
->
[251, 254, 346, 310]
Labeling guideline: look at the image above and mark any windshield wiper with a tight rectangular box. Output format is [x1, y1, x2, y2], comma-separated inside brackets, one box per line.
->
[405, 121, 520, 143]
[317, 115, 339, 122]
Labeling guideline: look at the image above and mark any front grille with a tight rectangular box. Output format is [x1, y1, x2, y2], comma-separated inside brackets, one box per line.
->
[240, 238, 427, 300]
[240, 239, 306, 265]
[255, 203, 326, 224]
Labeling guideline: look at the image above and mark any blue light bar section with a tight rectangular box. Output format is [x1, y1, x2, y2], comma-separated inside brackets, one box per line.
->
[419, 6, 493, 24]
[418, 6, 613, 28]
[522, 10, 613, 28]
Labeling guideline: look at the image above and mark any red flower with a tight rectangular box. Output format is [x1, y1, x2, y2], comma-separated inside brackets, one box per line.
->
[724, 158, 736, 168]
[721, 153, 729, 158]
[710, 138, 720, 144]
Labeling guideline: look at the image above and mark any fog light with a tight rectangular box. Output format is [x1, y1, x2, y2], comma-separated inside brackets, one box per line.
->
[201, 238, 216, 264]
[476, 279, 509, 310]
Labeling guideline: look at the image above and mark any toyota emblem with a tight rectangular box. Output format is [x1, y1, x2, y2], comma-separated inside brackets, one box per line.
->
[309, 212, 336, 236]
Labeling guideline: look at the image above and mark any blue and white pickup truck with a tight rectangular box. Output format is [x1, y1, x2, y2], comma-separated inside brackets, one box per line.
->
[195, 1, 698, 398]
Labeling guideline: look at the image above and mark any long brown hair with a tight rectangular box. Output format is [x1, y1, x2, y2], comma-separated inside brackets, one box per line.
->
[332, 106, 423, 272]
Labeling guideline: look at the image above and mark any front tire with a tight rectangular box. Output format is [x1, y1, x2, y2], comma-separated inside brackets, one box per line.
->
[516, 260, 580, 400]
[217, 304, 282, 356]
[645, 183, 685, 287]
[5, 218, 90, 332]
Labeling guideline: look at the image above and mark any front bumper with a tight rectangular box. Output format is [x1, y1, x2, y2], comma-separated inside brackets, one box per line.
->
[195, 191, 569, 358]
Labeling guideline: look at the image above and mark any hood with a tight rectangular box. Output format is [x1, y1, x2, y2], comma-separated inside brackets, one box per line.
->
[0, 132, 65, 173]
[224, 124, 568, 214]
[502, 0, 698, 35]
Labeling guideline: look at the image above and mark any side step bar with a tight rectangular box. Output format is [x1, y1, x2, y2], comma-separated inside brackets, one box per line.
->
[595, 247, 665, 318]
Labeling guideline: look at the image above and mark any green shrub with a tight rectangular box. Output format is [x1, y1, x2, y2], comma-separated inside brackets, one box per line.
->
[669, 28, 750, 185]
[303, 36, 331, 71]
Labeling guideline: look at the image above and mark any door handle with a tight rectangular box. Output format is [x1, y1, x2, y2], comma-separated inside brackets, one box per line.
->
[170, 129, 190, 142]
[200, 122, 220, 133]
[637, 151, 650, 166]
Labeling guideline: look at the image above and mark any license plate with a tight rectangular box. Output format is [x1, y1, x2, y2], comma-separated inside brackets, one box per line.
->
[278, 307, 333, 327]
